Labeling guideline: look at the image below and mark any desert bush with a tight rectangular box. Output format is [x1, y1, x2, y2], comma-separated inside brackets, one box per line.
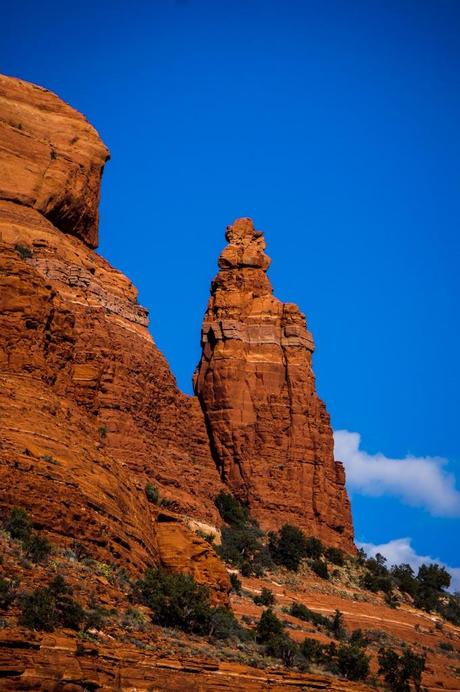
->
[14, 243, 33, 259]
[325, 547, 345, 566]
[256, 608, 284, 643]
[25, 533, 52, 564]
[218, 524, 270, 575]
[145, 483, 160, 504]
[209, 606, 248, 640]
[417, 563, 451, 592]
[349, 628, 370, 648]
[439, 641, 454, 651]
[214, 491, 249, 527]
[0, 578, 17, 610]
[289, 602, 330, 629]
[337, 644, 370, 680]
[311, 559, 329, 580]
[19, 587, 58, 631]
[378, 646, 426, 691]
[391, 563, 417, 596]
[229, 572, 242, 594]
[122, 607, 147, 632]
[304, 537, 324, 559]
[265, 633, 298, 667]
[5, 507, 32, 542]
[360, 570, 393, 594]
[254, 587, 275, 606]
[134, 568, 212, 634]
[84, 603, 112, 632]
[330, 609, 346, 640]
[268, 524, 308, 571]
[300, 637, 324, 664]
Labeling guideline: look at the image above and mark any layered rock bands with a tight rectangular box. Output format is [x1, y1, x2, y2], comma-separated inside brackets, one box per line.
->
[194, 218, 354, 550]
[0, 71, 354, 603]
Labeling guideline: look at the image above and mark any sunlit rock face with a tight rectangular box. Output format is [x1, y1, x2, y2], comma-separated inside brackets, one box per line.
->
[194, 217, 355, 551]
[0, 73, 229, 601]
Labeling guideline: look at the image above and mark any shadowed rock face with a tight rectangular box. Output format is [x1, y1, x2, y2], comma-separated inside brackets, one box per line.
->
[194, 218, 354, 551]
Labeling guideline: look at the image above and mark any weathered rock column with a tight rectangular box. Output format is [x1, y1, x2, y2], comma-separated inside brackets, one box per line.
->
[194, 218, 355, 551]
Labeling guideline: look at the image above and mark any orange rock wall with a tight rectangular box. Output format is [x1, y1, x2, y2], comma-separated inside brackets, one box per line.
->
[0, 74, 228, 599]
[194, 218, 354, 550]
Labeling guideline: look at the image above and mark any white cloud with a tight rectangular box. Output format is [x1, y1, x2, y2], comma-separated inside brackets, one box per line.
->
[358, 537, 460, 593]
[334, 430, 460, 517]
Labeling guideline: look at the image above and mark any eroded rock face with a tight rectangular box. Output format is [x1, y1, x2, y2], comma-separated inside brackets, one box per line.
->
[0, 74, 109, 248]
[194, 218, 354, 551]
[0, 75, 228, 599]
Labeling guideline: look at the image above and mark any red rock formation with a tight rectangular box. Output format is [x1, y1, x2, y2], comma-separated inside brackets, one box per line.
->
[0, 73, 229, 599]
[194, 218, 354, 550]
[0, 75, 109, 248]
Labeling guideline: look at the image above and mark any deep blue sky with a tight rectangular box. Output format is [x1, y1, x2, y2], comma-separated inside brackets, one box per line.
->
[3, 1, 459, 568]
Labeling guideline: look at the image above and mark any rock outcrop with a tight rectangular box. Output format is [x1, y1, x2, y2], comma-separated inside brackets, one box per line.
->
[0, 73, 229, 600]
[194, 218, 354, 550]
[0, 76, 109, 248]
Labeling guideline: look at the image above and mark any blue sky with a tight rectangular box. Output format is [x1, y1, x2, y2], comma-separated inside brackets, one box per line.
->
[3, 1, 459, 574]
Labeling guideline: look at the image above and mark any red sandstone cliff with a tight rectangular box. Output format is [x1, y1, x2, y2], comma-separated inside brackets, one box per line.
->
[194, 218, 354, 550]
[0, 73, 229, 600]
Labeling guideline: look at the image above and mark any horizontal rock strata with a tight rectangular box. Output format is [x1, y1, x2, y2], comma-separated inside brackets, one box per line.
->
[194, 218, 354, 550]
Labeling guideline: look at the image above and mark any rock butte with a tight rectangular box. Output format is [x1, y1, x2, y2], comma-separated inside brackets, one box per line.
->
[194, 217, 354, 550]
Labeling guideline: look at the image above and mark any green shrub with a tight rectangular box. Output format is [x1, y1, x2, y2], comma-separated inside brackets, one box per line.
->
[20, 576, 89, 633]
[304, 537, 323, 559]
[349, 628, 370, 649]
[417, 563, 451, 592]
[289, 602, 330, 629]
[413, 586, 440, 612]
[5, 507, 32, 542]
[145, 483, 160, 504]
[14, 243, 33, 260]
[390, 564, 417, 596]
[311, 559, 329, 580]
[84, 603, 112, 632]
[378, 646, 426, 691]
[265, 633, 298, 667]
[19, 588, 58, 631]
[300, 637, 323, 663]
[325, 547, 345, 566]
[218, 524, 269, 575]
[122, 607, 147, 632]
[330, 609, 346, 640]
[268, 524, 308, 571]
[214, 491, 249, 527]
[0, 578, 17, 610]
[134, 568, 212, 634]
[439, 641, 454, 651]
[229, 572, 242, 594]
[254, 587, 275, 606]
[256, 608, 284, 643]
[25, 533, 52, 564]
[337, 644, 370, 681]
[361, 570, 393, 594]
[209, 606, 248, 640]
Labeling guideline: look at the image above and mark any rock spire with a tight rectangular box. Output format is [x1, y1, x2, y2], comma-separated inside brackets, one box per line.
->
[194, 218, 354, 550]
